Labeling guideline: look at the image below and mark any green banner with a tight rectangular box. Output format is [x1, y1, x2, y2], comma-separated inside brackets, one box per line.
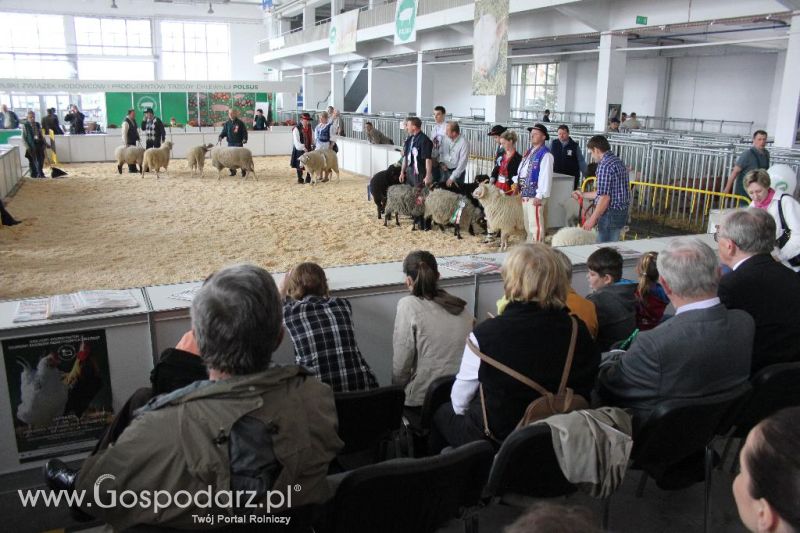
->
[105, 92, 133, 128]
[394, 0, 419, 45]
[160, 92, 188, 125]
[132, 92, 160, 117]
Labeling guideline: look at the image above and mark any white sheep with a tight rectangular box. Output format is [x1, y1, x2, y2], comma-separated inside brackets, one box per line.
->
[299, 149, 340, 184]
[210, 146, 256, 181]
[472, 182, 526, 250]
[141, 141, 174, 179]
[187, 143, 214, 178]
[562, 196, 582, 227]
[114, 145, 145, 175]
[550, 227, 597, 247]
[424, 189, 482, 239]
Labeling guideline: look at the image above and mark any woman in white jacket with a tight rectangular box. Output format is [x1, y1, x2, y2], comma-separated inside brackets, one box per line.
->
[392, 251, 473, 414]
[745, 169, 800, 272]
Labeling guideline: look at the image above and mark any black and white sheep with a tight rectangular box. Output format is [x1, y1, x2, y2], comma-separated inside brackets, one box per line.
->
[141, 141, 174, 179]
[368, 163, 401, 219]
[210, 146, 257, 181]
[384, 184, 429, 230]
[424, 189, 482, 239]
[114, 145, 145, 175]
[187, 143, 214, 178]
[472, 182, 526, 250]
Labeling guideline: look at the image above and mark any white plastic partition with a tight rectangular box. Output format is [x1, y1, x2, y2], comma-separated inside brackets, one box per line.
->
[0, 145, 23, 199]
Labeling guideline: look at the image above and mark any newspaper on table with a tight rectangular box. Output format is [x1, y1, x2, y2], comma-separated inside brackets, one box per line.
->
[439, 255, 502, 275]
[12, 290, 140, 322]
[604, 245, 641, 261]
[168, 286, 202, 302]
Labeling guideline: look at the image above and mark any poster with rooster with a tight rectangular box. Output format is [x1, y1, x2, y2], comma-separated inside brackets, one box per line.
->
[2, 330, 114, 462]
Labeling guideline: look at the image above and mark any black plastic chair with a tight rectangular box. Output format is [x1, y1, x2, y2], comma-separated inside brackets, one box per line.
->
[318, 440, 495, 533]
[333, 384, 405, 467]
[630, 382, 752, 533]
[721, 362, 800, 470]
[403, 374, 456, 457]
[483, 423, 610, 528]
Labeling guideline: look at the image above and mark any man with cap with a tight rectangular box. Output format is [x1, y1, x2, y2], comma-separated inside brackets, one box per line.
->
[551, 124, 587, 191]
[518, 123, 554, 242]
[487, 124, 507, 170]
[121, 109, 140, 173]
[140, 108, 166, 150]
[219, 109, 248, 177]
[290, 112, 314, 184]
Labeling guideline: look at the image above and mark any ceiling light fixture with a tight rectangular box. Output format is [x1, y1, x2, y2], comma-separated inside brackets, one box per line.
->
[208, 2, 214, 14]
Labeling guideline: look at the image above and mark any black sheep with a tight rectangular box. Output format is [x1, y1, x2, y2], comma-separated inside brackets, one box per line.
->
[369, 164, 402, 219]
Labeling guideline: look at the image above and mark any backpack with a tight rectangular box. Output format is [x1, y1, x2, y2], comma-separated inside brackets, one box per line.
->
[469, 315, 589, 441]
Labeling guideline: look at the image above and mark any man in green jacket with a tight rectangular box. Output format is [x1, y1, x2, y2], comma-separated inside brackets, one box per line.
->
[46, 264, 343, 530]
[219, 109, 248, 176]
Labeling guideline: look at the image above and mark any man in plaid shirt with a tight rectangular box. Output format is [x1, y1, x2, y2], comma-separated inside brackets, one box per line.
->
[580, 135, 630, 242]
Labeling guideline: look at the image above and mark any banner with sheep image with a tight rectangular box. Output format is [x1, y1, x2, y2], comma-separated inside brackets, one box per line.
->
[329, 9, 360, 56]
[394, 0, 419, 45]
[2, 330, 113, 462]
[472, 0, 509, 96]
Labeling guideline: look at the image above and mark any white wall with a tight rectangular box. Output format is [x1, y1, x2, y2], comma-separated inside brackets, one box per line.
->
[571, 60, 599, 113]
[370, 66, 417, 114]
[623, 57, 668, 117]
[665, 53, 777, 130]
[431, 62, 486, 118]
[230, 23, 269, 81]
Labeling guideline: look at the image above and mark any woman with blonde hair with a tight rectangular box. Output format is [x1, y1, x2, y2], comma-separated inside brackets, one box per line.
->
[431, 244, 599, 451]
[282, 262, 378, 392]
[744, 169, 800, 272]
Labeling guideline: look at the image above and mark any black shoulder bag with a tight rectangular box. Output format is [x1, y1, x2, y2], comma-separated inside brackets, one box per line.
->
[776, 194, 800, 267]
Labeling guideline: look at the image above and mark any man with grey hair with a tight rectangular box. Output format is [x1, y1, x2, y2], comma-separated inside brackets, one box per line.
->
[717, 208, 800, 372]
[67, 264, 343, 530]
[598, 237, 753, 427]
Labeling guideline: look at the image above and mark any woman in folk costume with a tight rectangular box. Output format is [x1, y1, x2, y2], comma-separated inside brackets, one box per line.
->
[314, 111, 334, 151]
[290, 113, 314, 184]
[518, 123, 554, 243]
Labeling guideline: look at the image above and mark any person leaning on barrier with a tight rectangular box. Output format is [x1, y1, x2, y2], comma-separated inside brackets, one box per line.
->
[743, 169, 800, 272]
[64, 104, 85, 135]
[0, 104, 19, 129]
[254, 108, 268, 131]
[46, 264, 343, 531]
[716, 208, 800, 373]
[733, 406, 800, 533]
[365, 121, 394, 145]
[724, 130, 770, 197]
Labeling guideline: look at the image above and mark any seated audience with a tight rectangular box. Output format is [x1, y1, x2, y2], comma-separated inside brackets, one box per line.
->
[585, 247, 637, 351]
[598, 237, 753, 426]
[497, 249, 598, 339]
[393, 251, 472, 410]
[283, 262, 378, 392]
[47, 264, 343, 530]
[733, 406, 800, 533]
[431, 244, 599, 450]
[744, 169, 800, 272]
[505, 502, 600, 533]
[634, 251, 669, 330]
[716, 208, 800, 372]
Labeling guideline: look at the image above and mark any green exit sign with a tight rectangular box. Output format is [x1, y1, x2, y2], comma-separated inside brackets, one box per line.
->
[636, 15, 648, 25]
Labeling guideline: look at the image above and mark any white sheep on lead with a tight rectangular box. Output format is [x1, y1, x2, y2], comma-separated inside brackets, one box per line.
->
[187, 143, 214, 178]
[384, 184, 429, 230]
[550, 227, 597, 247]
[141, 141, 174, 179]
[471, 182, 526, 250]
[424, 188, 482, 239]
[210, 146, 256, 181]
[298, 149, 339, 185]
[114, 145, 145, 175]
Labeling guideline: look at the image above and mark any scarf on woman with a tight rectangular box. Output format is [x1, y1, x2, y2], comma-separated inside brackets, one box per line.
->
[753, 188, 776, 209]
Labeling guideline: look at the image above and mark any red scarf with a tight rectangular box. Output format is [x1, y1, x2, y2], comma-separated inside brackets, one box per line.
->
[753, 188, 775, 209]
[302, 124, 313, 151]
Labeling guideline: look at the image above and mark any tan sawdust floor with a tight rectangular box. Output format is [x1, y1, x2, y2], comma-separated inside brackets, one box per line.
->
[0, 156, 507, 300]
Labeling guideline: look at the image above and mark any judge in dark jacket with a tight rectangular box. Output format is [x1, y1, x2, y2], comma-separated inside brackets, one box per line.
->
[717, 208, 800, 373]
[219, 109, 248, 176]
[121, 109, 140, 173]
[598, 237, 753, 427]
[551, 124, 587, 190]
[140, 108, 166, 149]
[41, 108, 64, 135]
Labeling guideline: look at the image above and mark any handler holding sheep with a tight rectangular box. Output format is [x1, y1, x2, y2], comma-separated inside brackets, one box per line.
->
[399, 117, 433, 188]
[518, 123, 554, 243]
[218, 109, 248, 177]
[121, 109, 140, 173]
[291, 112, 314, 184]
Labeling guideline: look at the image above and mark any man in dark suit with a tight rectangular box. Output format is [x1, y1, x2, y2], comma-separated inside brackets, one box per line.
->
[717, 208, 800, 373]
[598, 237, 754, 426]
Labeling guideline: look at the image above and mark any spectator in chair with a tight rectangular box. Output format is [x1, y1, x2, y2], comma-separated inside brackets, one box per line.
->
[743, 169, 800, 272]
[393, 251, 472, 415]
[282, 262, 379, 392]
[45, 264, 343, 531]
[716, 208, 800, 373]
[586, 247, 637, 351]
[598, 237, 753, 428]
[431, 244, 599, 451]
[733, 406, 800, 533]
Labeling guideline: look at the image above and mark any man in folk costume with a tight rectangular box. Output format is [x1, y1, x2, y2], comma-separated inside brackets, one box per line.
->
[518, 123, 554, 243]
[140, 108, 166, 150]
[290, 113, 314, 184]
[121, 109, 140, 173]
[22, 111, 48, 178]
